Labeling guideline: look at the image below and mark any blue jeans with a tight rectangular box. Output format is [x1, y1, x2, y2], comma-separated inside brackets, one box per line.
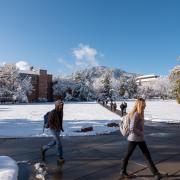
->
[43, 129, 63, 158]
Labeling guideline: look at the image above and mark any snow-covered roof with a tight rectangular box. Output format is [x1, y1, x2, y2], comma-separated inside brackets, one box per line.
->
[136, 78, 157, 82]
[19, 70, 39, 75]
[136, 74, 159, 80]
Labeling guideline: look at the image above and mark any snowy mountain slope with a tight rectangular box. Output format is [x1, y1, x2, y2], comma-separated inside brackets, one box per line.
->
[69, 66, 139, 82]
[53, 66, 140, 101]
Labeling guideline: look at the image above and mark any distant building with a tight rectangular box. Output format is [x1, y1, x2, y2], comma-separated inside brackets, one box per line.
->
[20, 68, 53, 102]
[136, 74, 159, 86]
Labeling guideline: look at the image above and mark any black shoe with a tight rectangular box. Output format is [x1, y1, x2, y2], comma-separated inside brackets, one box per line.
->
[41, 147, 46, 161]
[120, 170, 129, 177]
[57, 157, 65, 165]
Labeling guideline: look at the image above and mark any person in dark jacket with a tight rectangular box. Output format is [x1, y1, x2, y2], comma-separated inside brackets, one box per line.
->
[110, 101, 113, 111]
[113, 102, 117, 112]
[106, 100, 109, 105]
[41, 100, 65, 164]
[123, 101, 127, 113]
[120, 98, 165, 180]
[120, 102, 125, 116]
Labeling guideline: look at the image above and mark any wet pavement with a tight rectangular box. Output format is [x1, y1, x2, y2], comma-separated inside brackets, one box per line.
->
[1, 121, 180, 180]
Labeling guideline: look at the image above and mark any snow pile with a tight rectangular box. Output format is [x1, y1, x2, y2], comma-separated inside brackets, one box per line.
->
[0, 156, 18, 180]
[34, 163, 47, 180]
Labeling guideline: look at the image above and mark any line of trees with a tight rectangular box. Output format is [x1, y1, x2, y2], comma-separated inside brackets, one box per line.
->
[1, 62, 179, 103]
[53, 72, 174, 101]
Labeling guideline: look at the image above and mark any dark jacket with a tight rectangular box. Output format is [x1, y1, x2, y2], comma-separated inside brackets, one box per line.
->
[120, 103, 124, 109]
[48, 109, 63, 131]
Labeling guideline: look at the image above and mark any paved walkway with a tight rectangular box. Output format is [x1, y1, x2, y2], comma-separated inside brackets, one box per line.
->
[1, 120, 180, 180]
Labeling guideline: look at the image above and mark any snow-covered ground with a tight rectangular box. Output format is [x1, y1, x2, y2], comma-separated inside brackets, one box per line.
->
[116, 100, 180, 123]
[0, 100, 179, 138]
[0, 102, 120, 137]
[0, 156, 18, 180]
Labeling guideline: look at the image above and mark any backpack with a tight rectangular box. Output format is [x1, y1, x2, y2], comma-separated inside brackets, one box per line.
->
[119, 113, 131, 136]
[43, 111, 50, 132]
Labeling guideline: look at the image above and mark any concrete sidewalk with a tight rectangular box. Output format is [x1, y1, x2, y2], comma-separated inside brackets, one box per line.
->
[0, 121, 180, 180]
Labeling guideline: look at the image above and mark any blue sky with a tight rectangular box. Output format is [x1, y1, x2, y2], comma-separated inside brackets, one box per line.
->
[0, 0, 179, 76]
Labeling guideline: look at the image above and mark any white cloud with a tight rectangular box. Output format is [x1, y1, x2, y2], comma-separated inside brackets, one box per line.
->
[58, 58, 73, 70]
[57, 44, 102, 74]
[16, 61, 31, 70]
[72, 44, 99, 67]
[178, 56, 180, 61]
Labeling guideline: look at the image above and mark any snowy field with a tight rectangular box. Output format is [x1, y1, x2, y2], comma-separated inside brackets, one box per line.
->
[116, 100, 180, 123]
[0, 100, 179, 138]
[0, 102, 120, 137]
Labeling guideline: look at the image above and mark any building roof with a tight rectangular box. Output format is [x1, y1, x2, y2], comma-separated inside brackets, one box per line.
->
[19, 70, 39, 75]
[136, 74, 159, 80]
[136, 78, 157, 83]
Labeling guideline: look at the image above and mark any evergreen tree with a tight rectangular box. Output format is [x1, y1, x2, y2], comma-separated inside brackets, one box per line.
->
[118, 77, 126, 97]
[126, 76, 138, 98]
[100, 73, 112, 99]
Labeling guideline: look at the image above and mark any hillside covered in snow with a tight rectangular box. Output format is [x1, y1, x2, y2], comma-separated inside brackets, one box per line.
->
[53, 66, 140, 101]
[69, 66, 138, 81]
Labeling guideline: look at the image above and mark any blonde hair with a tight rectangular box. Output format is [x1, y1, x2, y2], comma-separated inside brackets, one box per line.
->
[130, 98, 146, 119]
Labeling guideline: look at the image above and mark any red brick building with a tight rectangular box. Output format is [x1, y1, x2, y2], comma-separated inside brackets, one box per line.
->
[20, 69, 53, 102]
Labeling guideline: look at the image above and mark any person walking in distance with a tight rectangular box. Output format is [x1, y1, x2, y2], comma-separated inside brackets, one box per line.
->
[120, 102, 125, 116]
[41, 100, 65, 164]
[123, 101, 127, 114]
[120, 98, 164, 180]
[110, 100, 113, 111]
[113, 102, 117, 112]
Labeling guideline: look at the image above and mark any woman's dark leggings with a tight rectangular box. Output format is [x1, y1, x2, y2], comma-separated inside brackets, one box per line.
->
[122, 141, 158, 175]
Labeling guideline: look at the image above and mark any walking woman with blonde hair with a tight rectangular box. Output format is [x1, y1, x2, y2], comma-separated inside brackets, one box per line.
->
[120, 98, 164, 180]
